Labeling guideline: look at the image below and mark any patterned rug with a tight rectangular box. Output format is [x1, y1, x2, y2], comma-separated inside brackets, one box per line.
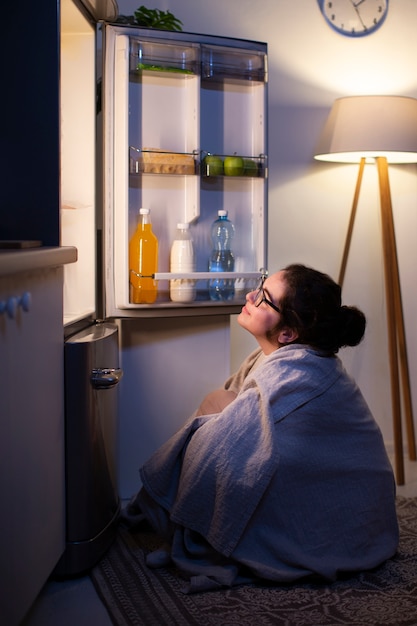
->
[91, 496, 417, 625]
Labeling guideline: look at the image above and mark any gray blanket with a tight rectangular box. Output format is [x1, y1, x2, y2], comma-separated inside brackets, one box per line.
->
[139, 344, 399, 585]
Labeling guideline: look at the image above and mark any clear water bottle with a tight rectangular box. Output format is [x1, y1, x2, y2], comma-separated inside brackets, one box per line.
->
[208, 209, 235, 301]
[170, 223, 196, 303]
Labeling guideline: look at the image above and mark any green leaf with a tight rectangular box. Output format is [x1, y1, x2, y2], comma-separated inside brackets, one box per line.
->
[132, 5, 183, 31]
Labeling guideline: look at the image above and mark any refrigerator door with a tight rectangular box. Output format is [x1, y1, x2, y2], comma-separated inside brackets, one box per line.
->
[61, 0, 98, 327]
[79, 0, 119, 21]
[54, 322, 122, 577]
[100, 25, 268, 318]
[60, 0, 118, 328]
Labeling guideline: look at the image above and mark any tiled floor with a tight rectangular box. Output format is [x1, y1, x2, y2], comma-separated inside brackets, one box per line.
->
[21, 455, 417, 626]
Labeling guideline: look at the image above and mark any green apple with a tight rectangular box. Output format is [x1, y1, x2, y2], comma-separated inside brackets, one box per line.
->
[203, 154, 224, 176]
[243, 158, 259, 177]
[224, 155, 244, 176]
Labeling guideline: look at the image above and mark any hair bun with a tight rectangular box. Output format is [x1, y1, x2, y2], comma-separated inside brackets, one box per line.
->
[337, 305, 366, 348]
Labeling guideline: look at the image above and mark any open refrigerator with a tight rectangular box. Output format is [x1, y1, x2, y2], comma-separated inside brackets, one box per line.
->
[108, 29, 268, 316]
[61, 0, 268, 324]
[60, 0, 268, 499]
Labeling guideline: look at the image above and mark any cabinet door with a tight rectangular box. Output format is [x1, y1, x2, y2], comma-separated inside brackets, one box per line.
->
[103, 27, 267, 317]
[0, 268, 65, 626]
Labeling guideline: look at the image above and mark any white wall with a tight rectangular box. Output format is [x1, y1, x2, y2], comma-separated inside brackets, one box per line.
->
[117, 0, 417, 451]
[118, 315, 231, 495]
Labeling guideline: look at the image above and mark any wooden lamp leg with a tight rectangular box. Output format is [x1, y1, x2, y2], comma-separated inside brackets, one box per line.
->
[338, 158, 366, 287]
[339, 157, 416, 485]
[377, 157, 405, 485]
[377, 157, 416, 483]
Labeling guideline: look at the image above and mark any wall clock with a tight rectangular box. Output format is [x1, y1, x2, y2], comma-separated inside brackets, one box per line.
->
[317, 0, 389, 37]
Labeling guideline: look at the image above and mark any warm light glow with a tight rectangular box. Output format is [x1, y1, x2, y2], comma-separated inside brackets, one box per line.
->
[314, 96, 417, 164]
[315, 152, 417, 164]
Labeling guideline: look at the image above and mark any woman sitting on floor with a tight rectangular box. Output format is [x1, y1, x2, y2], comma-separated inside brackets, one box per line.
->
[123, 263, 399, 592]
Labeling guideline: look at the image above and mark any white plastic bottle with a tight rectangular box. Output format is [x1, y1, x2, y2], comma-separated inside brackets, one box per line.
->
[169, 223, 196, 303]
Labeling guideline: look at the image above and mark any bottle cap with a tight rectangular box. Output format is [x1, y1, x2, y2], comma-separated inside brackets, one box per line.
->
[139, 208, 150, 215]
[218, 210, 227, 217]
[177, 223, 189, 229]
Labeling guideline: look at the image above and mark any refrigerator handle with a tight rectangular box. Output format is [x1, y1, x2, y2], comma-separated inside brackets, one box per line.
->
[90, 368, 123, 389]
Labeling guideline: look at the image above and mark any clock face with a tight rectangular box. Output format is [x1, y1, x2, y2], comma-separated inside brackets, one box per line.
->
[318, 0, 389, 37]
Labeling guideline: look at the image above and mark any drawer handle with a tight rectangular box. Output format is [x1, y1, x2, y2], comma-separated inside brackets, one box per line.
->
[0, 292, 31, 318]
[90, 368, 123, 389]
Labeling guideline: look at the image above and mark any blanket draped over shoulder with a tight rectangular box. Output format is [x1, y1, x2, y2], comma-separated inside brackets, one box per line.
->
[135, 345, 399, 590]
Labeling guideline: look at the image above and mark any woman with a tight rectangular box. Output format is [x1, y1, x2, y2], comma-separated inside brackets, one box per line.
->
[124, 264, 399, 592]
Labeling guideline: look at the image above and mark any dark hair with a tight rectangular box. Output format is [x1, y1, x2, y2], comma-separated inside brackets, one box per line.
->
[278, 264, 366, 354]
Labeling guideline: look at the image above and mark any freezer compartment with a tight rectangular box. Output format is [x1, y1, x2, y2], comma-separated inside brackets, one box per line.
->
[53, 322, 122, 577]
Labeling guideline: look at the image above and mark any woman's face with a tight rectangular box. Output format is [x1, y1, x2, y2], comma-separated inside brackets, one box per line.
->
[238, 271, 296, 353]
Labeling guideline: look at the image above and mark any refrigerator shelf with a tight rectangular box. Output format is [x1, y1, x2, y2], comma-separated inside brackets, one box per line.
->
[130, 39, 200, 76]
[154, 271, 262, 281]
[129, 147, 198, 175]
[128, 39, 267, 83]
[118, 299, 246, 313]
[129, 148, 267, 178]
[201, 153, 267, 178]
[122, 299, 245, 309]
[122, 272, 261, 309]
[133, 64, 195, 77]
[201, 45, 267, 83]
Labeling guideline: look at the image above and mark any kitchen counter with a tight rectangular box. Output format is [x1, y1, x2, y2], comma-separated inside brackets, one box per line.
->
[0, 246, 77, 277]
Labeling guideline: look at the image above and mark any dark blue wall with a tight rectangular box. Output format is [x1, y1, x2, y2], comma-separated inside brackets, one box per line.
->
[1, 2, 60, 245]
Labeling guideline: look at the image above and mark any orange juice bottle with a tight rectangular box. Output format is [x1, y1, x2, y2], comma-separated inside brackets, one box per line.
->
[129, 208, 158, 303]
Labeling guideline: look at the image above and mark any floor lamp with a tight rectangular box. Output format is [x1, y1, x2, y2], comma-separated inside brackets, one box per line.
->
[314, 96, 417, 485]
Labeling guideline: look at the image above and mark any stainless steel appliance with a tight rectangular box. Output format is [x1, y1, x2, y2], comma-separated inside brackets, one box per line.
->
[54, 321, 122, 576]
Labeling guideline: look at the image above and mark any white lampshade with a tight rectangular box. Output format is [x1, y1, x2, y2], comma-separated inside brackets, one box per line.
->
[314, 96, 417, 164]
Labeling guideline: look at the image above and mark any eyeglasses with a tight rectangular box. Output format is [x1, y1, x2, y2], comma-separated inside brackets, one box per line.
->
[253, 276, 282, 314]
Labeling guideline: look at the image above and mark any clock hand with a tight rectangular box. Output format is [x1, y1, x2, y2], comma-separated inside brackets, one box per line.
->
[349, 0, 367, 30]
